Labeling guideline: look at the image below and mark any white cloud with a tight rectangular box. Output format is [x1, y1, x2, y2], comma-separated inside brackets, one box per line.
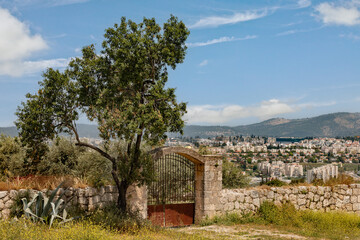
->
[0, 7, 47, 62]
[0, 58, 71, 77]
[0, 7, 70, 77]
[340, 33, 360, 40]
[190, 10, 268, 28]
[185, 99, 295, 124]
[297, 0, 312, 8]
[314, 1, 360, 26]
[187, 35, 257, 47]
[277, 30, 298, 36]
[276, 26, 323, 36]
[199, 60, 208, 67]
[9, 0, 89, 7]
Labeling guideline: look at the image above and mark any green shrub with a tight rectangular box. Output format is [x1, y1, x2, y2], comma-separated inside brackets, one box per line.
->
[38, 137, 83, 176]
[22, 182, 74, 227]
[10, 189, 31, 218]
[290, 178, 305, 185]
[0, 135, 26, 177]
[89, 203, 152, 233]
[75, 151, 112, 188]
[264, 179, 287, 187]
[222, 159, 249, 189]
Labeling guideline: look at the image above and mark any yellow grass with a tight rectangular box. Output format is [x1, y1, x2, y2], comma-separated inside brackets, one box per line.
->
[0, 175, 89, 191]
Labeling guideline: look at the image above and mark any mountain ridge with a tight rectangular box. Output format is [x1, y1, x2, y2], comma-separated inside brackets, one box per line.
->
[2, 112, 360, 138]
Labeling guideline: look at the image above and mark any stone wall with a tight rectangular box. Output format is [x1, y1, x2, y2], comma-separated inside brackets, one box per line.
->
[0, 185, 146, 219]
[217, 184, 360, 215]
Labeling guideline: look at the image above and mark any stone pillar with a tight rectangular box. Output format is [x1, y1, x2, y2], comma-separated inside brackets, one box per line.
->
[126, 185, 147, 219]
[201, 156, 222, 220]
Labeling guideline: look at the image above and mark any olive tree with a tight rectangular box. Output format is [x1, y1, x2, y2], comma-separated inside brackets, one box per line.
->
[16, 15, 189, 212]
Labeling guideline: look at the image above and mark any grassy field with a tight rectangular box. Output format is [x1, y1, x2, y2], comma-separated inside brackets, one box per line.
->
[4, 203, 360, 240]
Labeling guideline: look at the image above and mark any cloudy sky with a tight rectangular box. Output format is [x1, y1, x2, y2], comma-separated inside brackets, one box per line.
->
[0, 0, 359, 126]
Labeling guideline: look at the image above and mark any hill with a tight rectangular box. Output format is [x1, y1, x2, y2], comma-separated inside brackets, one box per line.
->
[181, 112, 360, 138]
[2, 112, 360, 138]
[0, 124, 99, 138]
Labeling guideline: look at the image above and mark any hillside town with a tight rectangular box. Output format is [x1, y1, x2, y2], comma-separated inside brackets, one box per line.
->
[166, 136, 360, 184]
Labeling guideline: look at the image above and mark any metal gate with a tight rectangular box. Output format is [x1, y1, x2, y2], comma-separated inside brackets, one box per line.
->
[147, 153, 195, 227]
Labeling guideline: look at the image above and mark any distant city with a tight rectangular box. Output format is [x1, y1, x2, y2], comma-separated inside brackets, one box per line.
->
[165, 135, 360, 185]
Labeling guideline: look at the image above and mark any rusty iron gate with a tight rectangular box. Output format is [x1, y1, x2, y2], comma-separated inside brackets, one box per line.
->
[147, 153, 195, 227]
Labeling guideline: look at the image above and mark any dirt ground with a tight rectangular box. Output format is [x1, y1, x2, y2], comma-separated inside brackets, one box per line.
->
[175, 224, 309, 240]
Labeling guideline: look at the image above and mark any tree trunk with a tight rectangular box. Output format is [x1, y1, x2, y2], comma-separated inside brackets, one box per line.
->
[117, 181, 128, 212]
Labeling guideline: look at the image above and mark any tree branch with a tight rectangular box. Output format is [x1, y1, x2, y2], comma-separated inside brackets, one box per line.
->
[68, 122, 116, 163]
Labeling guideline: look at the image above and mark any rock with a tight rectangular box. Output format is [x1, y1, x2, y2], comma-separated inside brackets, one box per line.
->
[267, 191, 274, 199]
[2, 209, 10, 219]
[89, 196, 100, 205]
[9, 190, 18, 199]
[0, 192, 7, 199]
[236, 193, 245, 203]
[5, 200, 14, 208]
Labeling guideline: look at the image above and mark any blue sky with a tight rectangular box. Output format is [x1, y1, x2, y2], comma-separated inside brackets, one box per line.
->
[0, 0, 360, 126]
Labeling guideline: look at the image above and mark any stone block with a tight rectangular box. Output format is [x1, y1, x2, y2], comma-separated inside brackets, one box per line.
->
[253, 198, 260, 208]
[307, 192, 314, 201]
[250, 191, 259, 198]
[298, 198, 306, 206]
[0, 192, 7, 199]
[4, 200, 13, 208]
[309, 186, 317, 193]
[78, 196, 88, 205]
[267, 191, 274, 199]
[353, 188, 360, 195]
[289, 194, 296, 202]
[236, 193, 245, 203]
[9, 190, 18, 199]
[228, 192, 236, 202]
[323, 199, 329, 207]
[354, 203, 360, 211]
[346, 189, 353, 195]
[89, 195, 100, 205]
[314, 195, 320, 202]
[317, 187, 325, 195]
[2, 209, 10, 219]
[346, 203, 353, 211]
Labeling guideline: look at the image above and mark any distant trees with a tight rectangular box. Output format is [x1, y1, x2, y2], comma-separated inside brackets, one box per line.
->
[222, 159, 250, 189]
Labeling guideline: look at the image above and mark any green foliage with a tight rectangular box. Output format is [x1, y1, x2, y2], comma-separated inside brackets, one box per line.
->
[10, 190, 31, 218]
[0, 135, 26, 177]
[15, 16, 189, 211]
[203, 201, 360, 239]
[38, 137, 84, 176]
[198, 145, 210, 155]
[290, 178, 305, 185]
[22, 182, 74, 227]
[264, 179, 287, 187]
[76, 150, 112, 188]
[89, 203, 152, 233]
[222, 159, 249, 189]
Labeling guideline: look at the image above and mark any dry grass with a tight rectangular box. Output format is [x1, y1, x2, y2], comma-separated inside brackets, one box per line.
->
[312, 174, 356, 187]
[0, 175, 89, 191]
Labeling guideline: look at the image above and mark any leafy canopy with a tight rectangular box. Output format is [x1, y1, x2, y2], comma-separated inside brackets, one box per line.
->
[16, 16, 189, 210]
[16, 15, 188, 148]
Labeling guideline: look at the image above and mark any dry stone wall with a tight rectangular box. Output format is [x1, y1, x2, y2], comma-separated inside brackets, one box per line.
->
[217, 184, 360, 215]
[0, 185, 146, 219]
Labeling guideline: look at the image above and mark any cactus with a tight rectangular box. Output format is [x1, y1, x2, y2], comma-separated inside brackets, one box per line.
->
[21, 182, 74, 228]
